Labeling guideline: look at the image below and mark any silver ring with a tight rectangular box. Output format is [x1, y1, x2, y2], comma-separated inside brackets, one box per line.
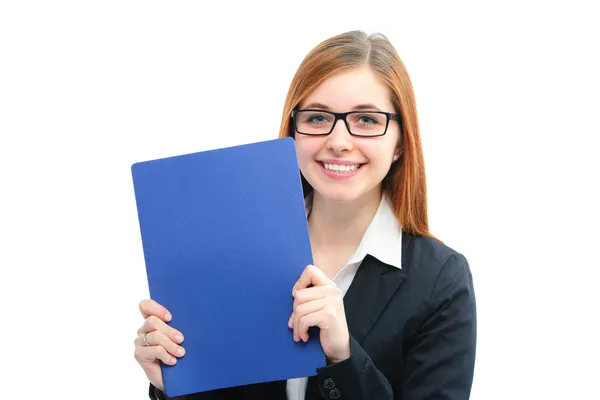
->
[142, 332, 151, 346]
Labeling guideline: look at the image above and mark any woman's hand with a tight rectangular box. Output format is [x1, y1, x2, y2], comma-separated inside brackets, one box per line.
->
[134, 299, 186, 392]
[288, 265, 351, 364]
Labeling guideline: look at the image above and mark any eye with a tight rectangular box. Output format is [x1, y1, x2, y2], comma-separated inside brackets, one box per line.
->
[302, 112, 333, 125]
[308, 115, 327, 123]
[358, 115, 378, 125]
[353, 113, 384, 126]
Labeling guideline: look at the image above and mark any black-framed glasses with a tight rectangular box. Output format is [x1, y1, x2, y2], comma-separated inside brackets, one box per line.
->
[291, 109, 402, 137]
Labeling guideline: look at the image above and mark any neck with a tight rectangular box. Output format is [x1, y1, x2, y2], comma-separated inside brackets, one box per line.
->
[308, 186, 382, 252]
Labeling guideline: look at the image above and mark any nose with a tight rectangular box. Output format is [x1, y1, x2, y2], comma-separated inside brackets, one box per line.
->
[326, 119, 354, 155]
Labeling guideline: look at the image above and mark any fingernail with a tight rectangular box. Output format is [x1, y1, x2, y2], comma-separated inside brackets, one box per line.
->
[165, 312, 172, 321]
[175, 333, 184, 343]
[170, 357, 177, 364]
[288, 316, 293, 328]
[178, 347, 185, 356]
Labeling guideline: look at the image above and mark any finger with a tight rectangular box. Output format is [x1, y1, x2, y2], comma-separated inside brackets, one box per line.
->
[134, 341, 178, 366]
[139, 299, 172, 322]
[293, 265, 333, 295]
[138, 315, 184, 345]
[293, 298, 327, 342]
[143, 330, 186, 358]
[297, 308, 330, 342]
[293, 285, 342, 308]
[289, 286, 341, 330]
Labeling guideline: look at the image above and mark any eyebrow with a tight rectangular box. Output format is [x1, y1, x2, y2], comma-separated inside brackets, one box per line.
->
[302, 102, 383, 111]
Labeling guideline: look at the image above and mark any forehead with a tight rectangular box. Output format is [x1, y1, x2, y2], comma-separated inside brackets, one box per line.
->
[299, 66, 394, 111]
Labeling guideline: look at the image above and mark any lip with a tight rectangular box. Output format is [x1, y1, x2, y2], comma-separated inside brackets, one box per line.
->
[316, 160, 366, 180]
[318, 159, 366, 165]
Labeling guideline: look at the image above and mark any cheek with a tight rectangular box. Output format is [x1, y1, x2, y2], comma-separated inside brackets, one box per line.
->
[295, 138, 323, 166]
[360, 140, 395, 163]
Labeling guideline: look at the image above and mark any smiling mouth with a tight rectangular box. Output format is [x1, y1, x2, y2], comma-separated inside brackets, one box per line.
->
[318, 161, 366, 173]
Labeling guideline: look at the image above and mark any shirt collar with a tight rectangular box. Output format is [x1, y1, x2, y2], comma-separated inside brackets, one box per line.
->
[304, 193, 403, 269]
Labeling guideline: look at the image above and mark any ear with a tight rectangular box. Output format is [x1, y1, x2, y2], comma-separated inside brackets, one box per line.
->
[393, 137, 404, 162]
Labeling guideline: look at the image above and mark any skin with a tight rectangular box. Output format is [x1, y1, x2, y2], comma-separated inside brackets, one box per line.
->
[134, 65, 402, 392]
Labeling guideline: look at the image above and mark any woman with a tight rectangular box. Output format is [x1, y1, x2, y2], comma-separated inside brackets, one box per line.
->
[134, 30, 477, 399]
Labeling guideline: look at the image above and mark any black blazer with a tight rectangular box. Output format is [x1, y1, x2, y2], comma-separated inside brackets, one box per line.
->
[150, 232, 477, 400]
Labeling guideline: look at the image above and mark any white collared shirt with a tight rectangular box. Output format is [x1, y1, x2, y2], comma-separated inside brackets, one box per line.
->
[286, 193, 403, 400]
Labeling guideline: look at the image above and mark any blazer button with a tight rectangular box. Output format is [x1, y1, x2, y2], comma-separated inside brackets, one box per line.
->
[329, 388, 341, 399]
[324, 378, 335, 389]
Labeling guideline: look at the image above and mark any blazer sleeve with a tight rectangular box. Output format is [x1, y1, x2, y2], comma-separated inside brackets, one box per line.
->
[401, 252, 477, 399]
[312, 334, 393, 399]
[310, 253, 477, 400]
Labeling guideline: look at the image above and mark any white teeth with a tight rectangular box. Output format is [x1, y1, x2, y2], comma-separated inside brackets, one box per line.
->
[323, 163, 359, 172]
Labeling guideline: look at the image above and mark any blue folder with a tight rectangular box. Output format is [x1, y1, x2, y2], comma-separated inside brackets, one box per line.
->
[131, 137, 325, 397]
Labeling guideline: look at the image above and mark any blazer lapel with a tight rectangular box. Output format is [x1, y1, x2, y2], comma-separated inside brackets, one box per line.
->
[343, 254, 407, 345]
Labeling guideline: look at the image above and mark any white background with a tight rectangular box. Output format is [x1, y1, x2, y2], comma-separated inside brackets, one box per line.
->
[1, 1, 598, 399]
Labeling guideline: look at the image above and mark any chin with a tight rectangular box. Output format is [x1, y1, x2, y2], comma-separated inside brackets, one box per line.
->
[309, 182, 363, 203]
[321, 191, 357, 203]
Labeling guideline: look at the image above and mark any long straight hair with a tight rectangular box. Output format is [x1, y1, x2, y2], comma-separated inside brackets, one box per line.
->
[278, 30, 436, 240]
